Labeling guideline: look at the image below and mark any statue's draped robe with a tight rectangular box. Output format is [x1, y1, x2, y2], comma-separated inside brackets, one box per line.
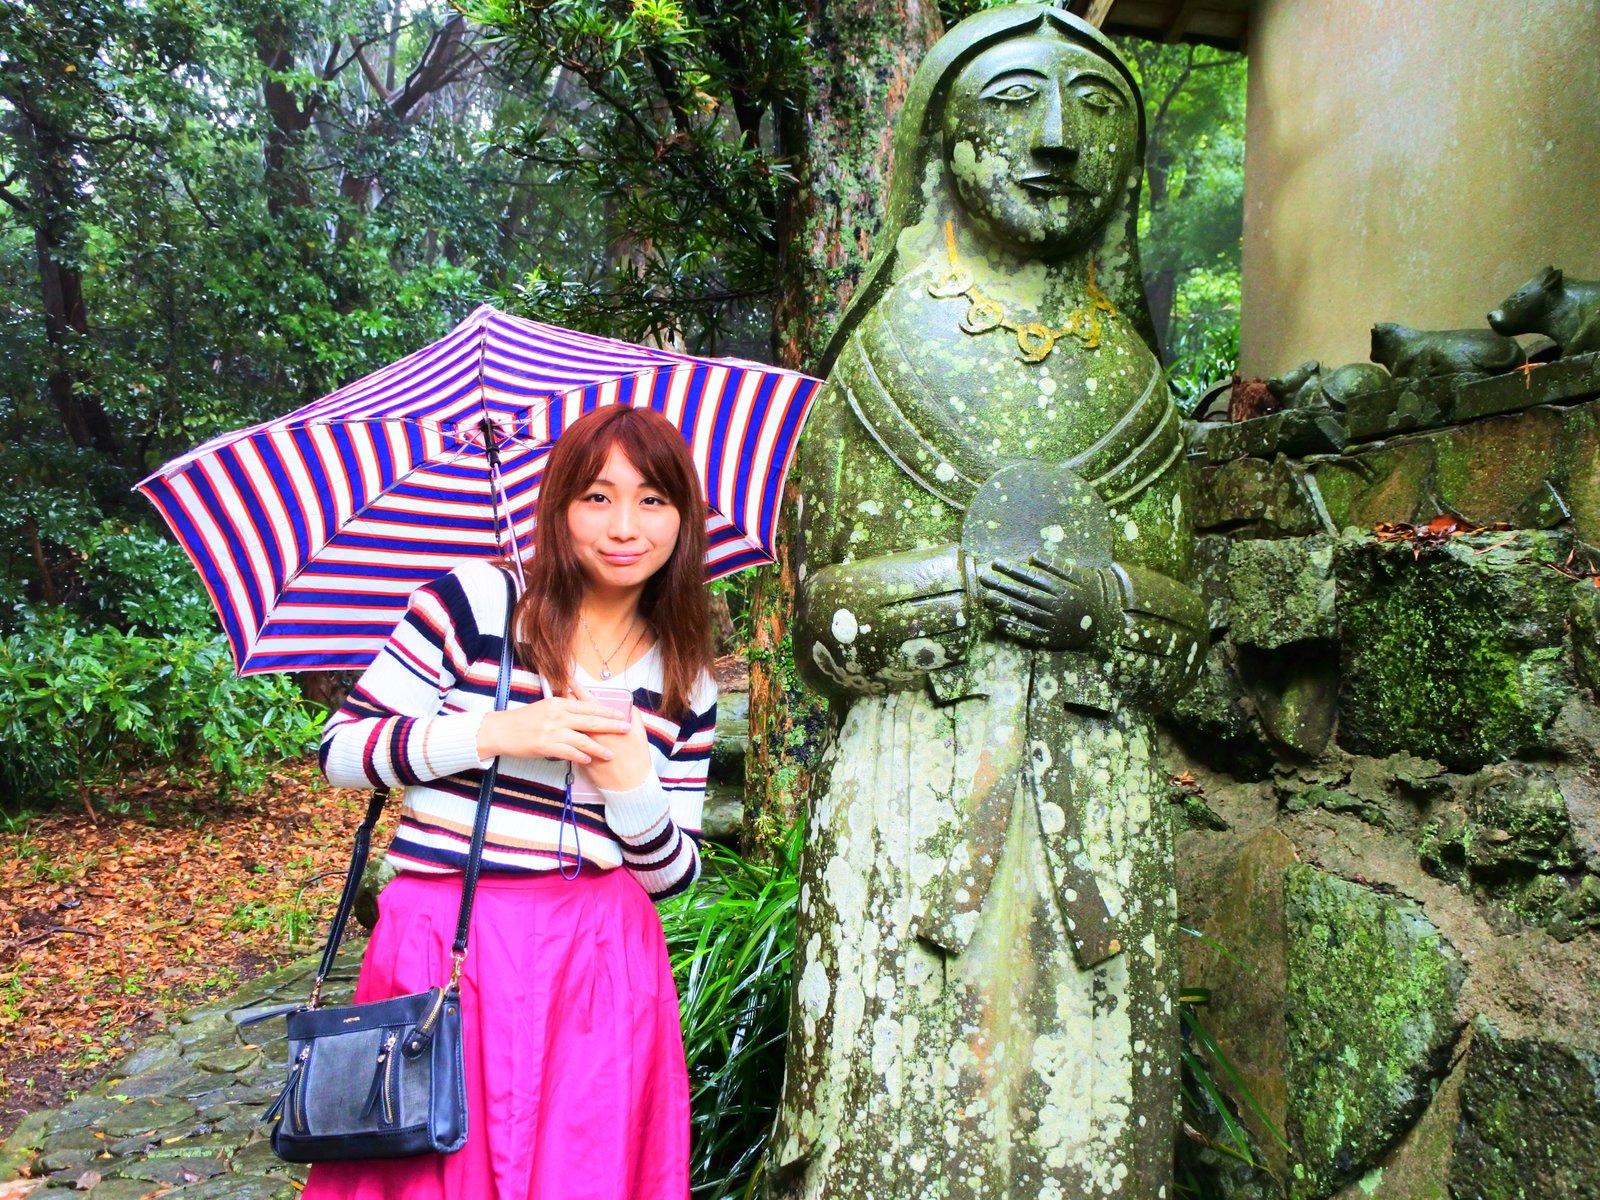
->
[772, 262, 1205, 1200]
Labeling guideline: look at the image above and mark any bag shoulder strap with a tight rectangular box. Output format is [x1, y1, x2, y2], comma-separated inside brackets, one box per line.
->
[309, 567, 517, 1006]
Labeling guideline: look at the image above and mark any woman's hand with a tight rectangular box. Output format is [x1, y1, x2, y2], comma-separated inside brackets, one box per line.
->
[977, 553, 1121, 651]
[475, 695, 633, 765]
[569, 681, 653, 792]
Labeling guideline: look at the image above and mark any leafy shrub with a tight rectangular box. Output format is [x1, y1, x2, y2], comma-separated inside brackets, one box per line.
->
[0, 611, 320, 814]
[72, 521, 219, 637]
[662, 823, 801, 1199]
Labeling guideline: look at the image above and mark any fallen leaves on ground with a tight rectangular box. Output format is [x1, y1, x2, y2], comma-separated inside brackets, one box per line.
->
[1370, 514, 1512, 559]
[0, 759, 377, 1135]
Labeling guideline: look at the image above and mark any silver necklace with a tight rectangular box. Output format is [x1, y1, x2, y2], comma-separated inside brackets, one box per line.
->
[580, 613, 639, 680]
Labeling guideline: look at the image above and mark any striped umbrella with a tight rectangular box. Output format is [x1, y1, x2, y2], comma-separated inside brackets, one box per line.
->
[136, 304, 819, 675]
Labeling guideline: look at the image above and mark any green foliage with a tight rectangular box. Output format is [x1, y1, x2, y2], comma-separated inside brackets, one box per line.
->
[0, 611, 321, 812]
[1115, 37, 1246, 372]
[661, 823, 801, 1199]
[1166, 264, 1242, 408]
[473, 0, 813, 353]
[1, 0, 564, 811]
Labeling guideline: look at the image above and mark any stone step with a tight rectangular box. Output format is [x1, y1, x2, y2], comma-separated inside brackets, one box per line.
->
[702, 780, 745, 846]
[711, 689, 749, 786]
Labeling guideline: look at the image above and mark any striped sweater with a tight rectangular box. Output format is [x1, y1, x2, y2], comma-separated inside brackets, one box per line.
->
[319, 560, 716, 900]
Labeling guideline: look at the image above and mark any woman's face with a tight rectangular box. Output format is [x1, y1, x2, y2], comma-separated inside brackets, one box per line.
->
[941, 30, 1138, 256]
[565, 444, 682, 599]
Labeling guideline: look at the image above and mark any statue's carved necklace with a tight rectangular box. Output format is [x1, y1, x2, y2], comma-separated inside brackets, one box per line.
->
[928, 220, 1116, 363]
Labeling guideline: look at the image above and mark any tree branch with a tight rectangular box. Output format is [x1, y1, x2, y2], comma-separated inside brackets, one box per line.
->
[326, 25, 417, 88]
[347, 35, 393, 101]
[643, 47, 693, 137]
[176, 171, 218, 230]
[391, 16, 469, 120]
[0, 184, 29, 215]
[562, 61, 774, 254]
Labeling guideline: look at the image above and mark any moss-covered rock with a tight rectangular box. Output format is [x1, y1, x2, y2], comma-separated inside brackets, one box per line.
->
[1453, 1019, 1600, 1199]
[1572, 583, 1600, 701]
[1194, 456, 1322, 538]
[1166, 640, 1276, 780]
[1458, 765, 1579, 876]
[1284, 866, 1465, 1199]
[1240, 647, 1341, 761]
[1335, 530, 1580, 769]
[1308, 441, 1437, 536]
[1228, 537, 1337, 650]
[1178, 828, 1298, 1192]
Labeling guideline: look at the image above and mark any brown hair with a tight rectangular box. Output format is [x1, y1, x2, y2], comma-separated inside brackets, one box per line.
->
[512, 405, 711, 719]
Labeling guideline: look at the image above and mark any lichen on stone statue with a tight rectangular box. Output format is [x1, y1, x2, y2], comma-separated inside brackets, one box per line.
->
[769, 8, 1208, 1198]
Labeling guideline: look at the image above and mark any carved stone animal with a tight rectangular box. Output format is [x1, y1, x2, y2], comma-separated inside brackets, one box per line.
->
[1488, 266, 1600, 357]
[1267, 359, 1391, 410]
[1370, 322, 1525, 379]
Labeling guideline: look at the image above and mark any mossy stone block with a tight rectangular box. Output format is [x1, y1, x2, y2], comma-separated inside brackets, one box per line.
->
[1285, 866, 1465, 1199]
[1429, 406, 1570, 532]
[1572, 584, 1600, 700]
[710, 715, 749, 785]
[1193, 534, 1236, 633]
[1559, 401, 1600, 546]
[1227, 536, 1336, 649]
[1448, 351, 1600, 424]
[353, 857, 398, 932]
[1335, 531, 1579, 769]
[1194, 457, 1321, 537]
[1310, 442, 1436, 535]
[1179, 829, 1297, 1186]
[1343, 380, 1451, 442]
[1453, 1019, 1600, 1199]
[1165, 640, 1275, 780]
[1459, 765, 1578, 876]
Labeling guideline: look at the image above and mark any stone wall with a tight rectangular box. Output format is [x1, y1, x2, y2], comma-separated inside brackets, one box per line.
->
[1167, 355, 1600, 1197]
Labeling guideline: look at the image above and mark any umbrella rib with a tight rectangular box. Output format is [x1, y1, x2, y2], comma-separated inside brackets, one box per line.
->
[270, 440, 513, 604]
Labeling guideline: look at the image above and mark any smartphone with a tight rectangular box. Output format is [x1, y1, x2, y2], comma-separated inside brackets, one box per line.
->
[588, 685, 634, 721]
[570, 686, 632, 806]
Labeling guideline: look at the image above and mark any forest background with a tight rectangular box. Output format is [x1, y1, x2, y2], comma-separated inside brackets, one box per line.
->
[0, 0, 1244, 1185]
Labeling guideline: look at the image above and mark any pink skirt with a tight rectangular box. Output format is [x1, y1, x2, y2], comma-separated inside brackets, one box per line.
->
[301, 867, 690, 1200]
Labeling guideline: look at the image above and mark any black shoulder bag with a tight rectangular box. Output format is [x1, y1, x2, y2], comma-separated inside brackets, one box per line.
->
[248, 571, 517, 1163]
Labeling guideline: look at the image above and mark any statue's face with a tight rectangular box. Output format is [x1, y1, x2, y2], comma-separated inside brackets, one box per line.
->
[941, 31, 1139, 255]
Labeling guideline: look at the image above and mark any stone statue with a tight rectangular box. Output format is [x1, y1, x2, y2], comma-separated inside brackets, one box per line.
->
[1369, 321, 1525, 379]
[1267, 358, 1390, 412]
[1489, 266, 1600, 358]
[770, 8, 1208, 1198]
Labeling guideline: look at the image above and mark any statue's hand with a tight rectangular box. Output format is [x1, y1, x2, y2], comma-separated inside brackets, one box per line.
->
[977, 553, 1120, 651]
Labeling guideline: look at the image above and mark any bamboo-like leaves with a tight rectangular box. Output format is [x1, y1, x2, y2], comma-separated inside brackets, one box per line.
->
[661, 822, 802, 1199]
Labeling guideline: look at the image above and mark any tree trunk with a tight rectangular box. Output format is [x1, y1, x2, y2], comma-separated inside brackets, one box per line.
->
[1146, 265, 1178, 360]
[255, 14, 314, 219]
[742, 0, 943, 855]
[24, 118, 118, 456]
[35, 224, 116, 455]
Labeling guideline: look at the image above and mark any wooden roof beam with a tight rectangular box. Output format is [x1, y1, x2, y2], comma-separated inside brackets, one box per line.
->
[1164, 0, 1201, 42]
[1081, 0, 1120, 27]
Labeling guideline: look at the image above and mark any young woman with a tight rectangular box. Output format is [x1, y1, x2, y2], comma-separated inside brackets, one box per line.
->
[306, 404, 717, 1199]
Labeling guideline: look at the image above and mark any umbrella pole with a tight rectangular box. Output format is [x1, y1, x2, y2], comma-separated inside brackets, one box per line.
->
[479, 418, 527, 595]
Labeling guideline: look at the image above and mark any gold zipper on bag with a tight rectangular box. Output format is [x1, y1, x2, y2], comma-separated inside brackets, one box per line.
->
[380, 1032, 398, 1125]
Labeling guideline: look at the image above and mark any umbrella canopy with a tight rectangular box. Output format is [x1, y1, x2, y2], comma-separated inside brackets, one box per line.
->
[137, 304, 819, 675]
